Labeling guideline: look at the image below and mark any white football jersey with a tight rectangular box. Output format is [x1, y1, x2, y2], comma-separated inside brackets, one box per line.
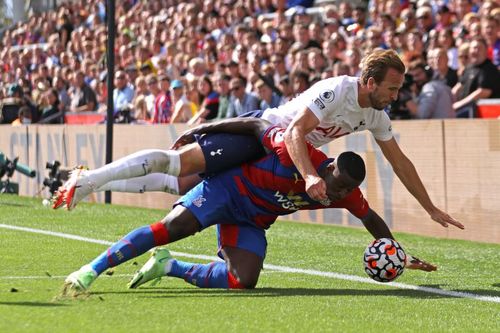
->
[261, 76, 393, 147]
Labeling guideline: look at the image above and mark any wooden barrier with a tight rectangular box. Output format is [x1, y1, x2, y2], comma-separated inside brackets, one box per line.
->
[0, 120, 499, 243]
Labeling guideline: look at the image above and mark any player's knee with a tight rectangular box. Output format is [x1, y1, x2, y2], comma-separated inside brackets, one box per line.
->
[161, 208, 201, 242]
[236, 273, 259, 289]
[162, 219, 199, 241]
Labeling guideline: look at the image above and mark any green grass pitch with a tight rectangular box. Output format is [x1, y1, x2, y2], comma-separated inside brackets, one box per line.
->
[1, 196, 499, 332]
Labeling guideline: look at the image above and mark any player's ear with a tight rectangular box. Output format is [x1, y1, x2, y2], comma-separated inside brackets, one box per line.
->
[366, 77, 377, 91]
[327, 162, 338, 176]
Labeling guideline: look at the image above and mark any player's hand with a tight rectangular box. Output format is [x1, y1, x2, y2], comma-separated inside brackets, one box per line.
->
[405, 254, 437, 272]
[170, 131, 196, 150]
[305, 175, 328, 202]
[429, 208, 464, 230]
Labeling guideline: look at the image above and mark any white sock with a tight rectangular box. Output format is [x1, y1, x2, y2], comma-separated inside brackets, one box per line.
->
[96, 173, 180, 195]
[85, 149, 181, 189]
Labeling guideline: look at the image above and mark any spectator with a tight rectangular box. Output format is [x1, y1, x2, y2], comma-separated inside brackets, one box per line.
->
[481, 15, 500, 68]
[113, 70, 135, 116]
[427, 48, 458, 88]
[452, 37, 500, 117]
[170, 80, 192, 123]
[255, 79, 283, 110]
[68, 70, 97, 112]
[291, 70, 310, 95]
[277, 75, 294, 103]
[270, 54, 288, 86]
[152, 74, 173, 124]
[1, 84, 24, 124]
[212, 74, 231, 120]
[416, 6, 435, 47]
[437, 28, 459, 70]
[345, 48, 362, 77]
[11, 106, 33, 126]
[188, 75, 220, 124]
[457, 42, 470, 77]
[131, 76, 151, 122]
[408, 62, 455, 119]
[435, 5, 454, 31]
[145, 74, 159, 117]
[39, 88, 63, 124]
[308, 48, 327, 77]
[226, 77, 259, 118]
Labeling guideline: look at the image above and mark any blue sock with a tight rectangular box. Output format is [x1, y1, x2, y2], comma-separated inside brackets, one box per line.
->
[90, 222, 169, 275]
[167, 260, 243, 289]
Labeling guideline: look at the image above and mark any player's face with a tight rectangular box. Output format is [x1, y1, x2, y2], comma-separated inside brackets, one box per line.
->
[369, 68, 404, 110]
[325, 166, 361, 201]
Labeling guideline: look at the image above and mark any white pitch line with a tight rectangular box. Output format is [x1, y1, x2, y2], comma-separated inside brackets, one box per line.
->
[1, 223, 499, 304]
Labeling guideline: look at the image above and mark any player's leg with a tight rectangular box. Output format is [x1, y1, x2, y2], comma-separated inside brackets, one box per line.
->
[64, 204, 202, 292]
[129, 224, 265, 289]
[54, 142, 205, 210]
[95, 173, 201, 195]
[197, 133, 265, 175]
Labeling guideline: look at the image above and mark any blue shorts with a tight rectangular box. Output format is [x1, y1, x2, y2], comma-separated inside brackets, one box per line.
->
[176, 176, 268, 258]
[196, 109, 266, 175]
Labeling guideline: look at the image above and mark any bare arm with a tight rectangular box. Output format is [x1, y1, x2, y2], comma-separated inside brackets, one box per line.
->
[360, 208, 394, 239]
[361, 208, 437, 271]
[376, 137, 464, 229]
[283, 108, 327, 201]
[451, 82, 462, 99]
[453, 88, 492, 110]
[171, 117, 272, 149]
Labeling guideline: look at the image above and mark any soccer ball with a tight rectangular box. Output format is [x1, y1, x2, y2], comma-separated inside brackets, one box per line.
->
[363, 238, 406, 282]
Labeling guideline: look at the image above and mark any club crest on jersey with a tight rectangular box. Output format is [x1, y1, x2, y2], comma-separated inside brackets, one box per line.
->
[192, 195, 206, 207]
[266, 126, 281, 139]
[319, 89, 335, 103]
[210, 148, 223, 156]
[313, 98, 325, 110]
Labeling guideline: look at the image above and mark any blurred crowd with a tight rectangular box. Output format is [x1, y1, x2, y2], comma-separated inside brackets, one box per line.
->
[1, 0, 500, 125]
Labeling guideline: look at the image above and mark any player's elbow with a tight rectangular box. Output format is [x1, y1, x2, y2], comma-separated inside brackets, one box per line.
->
[283, 125, 302, 146]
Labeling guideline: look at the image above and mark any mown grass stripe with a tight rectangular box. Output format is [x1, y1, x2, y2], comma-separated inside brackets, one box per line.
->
[1, 223, 499, 304]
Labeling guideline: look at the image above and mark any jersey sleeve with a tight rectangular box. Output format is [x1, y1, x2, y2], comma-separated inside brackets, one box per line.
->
[304, 80, 343, 122]
[260, 125, 328, 168]
[332, 187, 370, 219]
[260, 125, 284, 152]
[368, 110, 393, 141]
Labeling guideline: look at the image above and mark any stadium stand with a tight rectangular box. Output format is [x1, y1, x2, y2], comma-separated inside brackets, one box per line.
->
[1, 0, 499, 125]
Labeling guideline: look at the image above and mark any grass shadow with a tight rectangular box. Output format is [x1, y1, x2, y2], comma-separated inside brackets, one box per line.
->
[94, 287, 456, 300]
[0, 301, 67, 307]
[0, 201, 31, 208]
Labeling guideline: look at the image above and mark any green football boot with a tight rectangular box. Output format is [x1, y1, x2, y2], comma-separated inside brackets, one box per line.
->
[128, 248, 172, 289]
[63, 265, 97, 293]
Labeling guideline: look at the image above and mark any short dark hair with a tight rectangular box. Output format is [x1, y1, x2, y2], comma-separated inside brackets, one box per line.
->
[336, 151, 366, 182]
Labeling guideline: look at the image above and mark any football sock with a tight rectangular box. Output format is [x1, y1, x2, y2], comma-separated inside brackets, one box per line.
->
[85, 149, 181, 189]
[96, 173, 180, 194]
[167, 260, 245, 289]
[89, 222, 169, 275]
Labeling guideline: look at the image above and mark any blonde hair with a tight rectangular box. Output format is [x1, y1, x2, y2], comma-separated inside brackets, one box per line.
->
[360, 48, 405, 84]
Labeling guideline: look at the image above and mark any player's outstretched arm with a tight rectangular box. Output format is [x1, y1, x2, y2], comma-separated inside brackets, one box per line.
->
[360, 208, 395, 240]
[171, 118, 272, 149]
[361, 209, 437, 272]
[375, 137, 464, 230]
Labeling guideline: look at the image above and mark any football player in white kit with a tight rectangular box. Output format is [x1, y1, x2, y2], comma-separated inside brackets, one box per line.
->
[53, 49, 464, 230]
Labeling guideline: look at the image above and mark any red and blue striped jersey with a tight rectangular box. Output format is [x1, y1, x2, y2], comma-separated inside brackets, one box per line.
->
[218, 125, 370, 229]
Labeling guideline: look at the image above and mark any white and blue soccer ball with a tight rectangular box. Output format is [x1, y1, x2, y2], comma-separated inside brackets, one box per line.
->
[363, 238, 406, 282]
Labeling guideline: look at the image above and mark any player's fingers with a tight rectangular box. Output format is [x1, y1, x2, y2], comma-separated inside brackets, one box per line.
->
[448, 219, 465, 230]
